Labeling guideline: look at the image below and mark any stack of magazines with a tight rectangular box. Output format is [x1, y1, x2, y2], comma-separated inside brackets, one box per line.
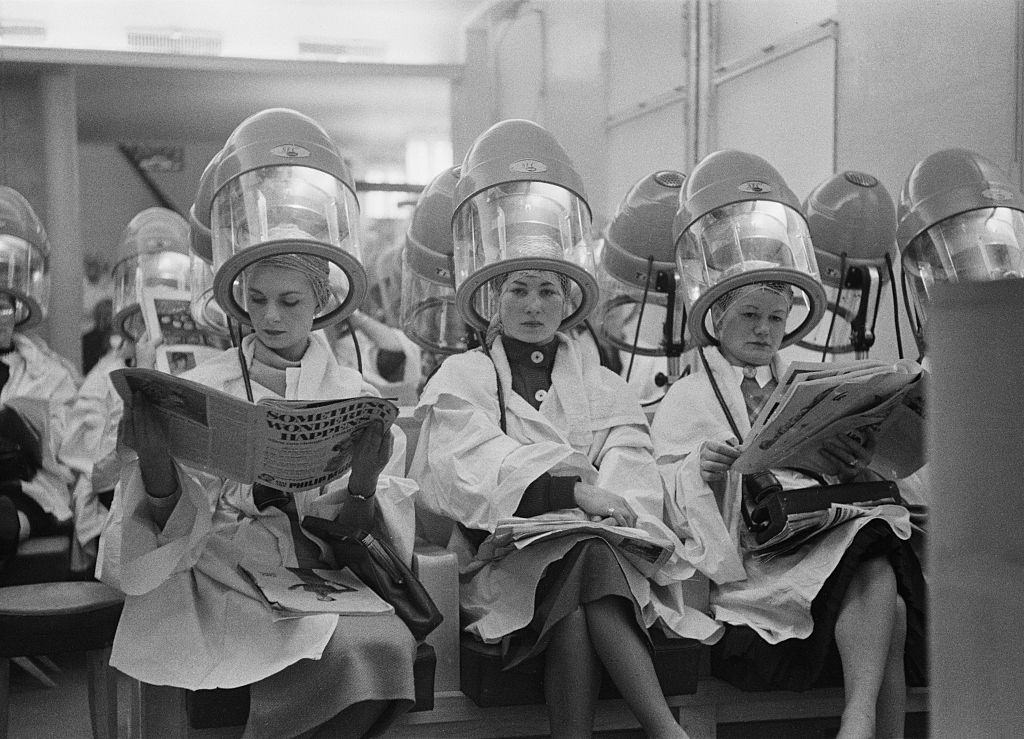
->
[489, 514, 675, 579]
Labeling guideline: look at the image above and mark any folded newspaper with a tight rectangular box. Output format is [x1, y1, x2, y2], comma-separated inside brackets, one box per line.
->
[238, 565, 394, 618]
[111, 367, 398, 492]
[488, 514, 676, 579]
[733, 358, 926, 478]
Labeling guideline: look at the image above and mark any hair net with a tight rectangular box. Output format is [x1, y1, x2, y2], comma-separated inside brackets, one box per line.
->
[711, 281, 794, 330]
[248, 252, 331, 312]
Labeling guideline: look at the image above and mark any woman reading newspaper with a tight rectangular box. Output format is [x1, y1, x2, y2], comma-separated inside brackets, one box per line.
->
[100, 110, 419, 739]
[411, 119, 721, 739]
[654, 150, 926, 739]
[651, 282, 926, 739]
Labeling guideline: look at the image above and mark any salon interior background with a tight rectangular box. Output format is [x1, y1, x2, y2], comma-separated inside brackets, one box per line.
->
[0, 0, 1018, 369]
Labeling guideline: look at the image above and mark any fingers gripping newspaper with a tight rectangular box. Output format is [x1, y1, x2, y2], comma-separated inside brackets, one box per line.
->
[110, 367, 398, 492]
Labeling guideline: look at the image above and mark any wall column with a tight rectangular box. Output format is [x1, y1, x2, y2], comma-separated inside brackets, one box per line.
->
[40, 69, 83, 370]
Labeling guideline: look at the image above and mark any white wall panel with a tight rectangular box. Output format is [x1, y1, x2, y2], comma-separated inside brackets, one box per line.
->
[605, 102, 689, 222]
[713, 31, 836, 202]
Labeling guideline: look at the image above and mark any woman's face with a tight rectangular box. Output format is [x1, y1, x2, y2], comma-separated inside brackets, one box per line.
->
[716, 289, 791, 367]
[498, 271, 565, 345]
[245, 264, 318, 361]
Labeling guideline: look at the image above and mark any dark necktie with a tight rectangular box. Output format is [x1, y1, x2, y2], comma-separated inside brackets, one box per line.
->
[741, 374, 777, 426]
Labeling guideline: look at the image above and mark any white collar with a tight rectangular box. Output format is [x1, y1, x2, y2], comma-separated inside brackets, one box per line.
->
[728, 362, 773, 388]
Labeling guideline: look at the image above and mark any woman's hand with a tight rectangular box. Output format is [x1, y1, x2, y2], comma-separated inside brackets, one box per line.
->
[347, 421, 393, 499]
[820, 429, 877, 483]
[699, 439, 742, 483]
[119, 390, 178, 499]
[572, 482, 638, 528]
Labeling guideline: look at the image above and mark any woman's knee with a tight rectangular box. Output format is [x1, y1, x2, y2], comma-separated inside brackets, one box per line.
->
[854, 556, 897, 595]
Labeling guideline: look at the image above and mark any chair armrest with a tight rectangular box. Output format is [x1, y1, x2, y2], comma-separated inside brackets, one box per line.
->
[412, 542, 460, 692]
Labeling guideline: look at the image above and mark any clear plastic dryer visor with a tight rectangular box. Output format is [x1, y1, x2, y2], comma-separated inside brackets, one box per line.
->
[902, 206, 1024, 300]
[452, 181, 597, 331]
[112, 250, 192, 341]
[400, 248, 473, 354]
[675, 200, 824, 346]
[594, 267, 685, 356]
[0, 234, 48, 329]
[189, 252, 231, 338]
[209, 164, 367, 329]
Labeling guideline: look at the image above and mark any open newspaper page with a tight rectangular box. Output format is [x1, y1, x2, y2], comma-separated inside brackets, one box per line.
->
[237, 565, 394, 618]
[110, 367, 397, 492]
[734, 359, 925, 476]
[488, 513, 676, 579]
[141, 289, 225, 375]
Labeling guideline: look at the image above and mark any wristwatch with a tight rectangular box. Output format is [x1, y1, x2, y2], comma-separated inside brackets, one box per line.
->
[347, 487, 375, 500]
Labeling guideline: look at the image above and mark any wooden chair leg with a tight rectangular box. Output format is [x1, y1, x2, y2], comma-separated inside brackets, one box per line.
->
[86, 647, 118, 739]
[11, 657, 56, 688]
[127, 679, 188, 739]
[1, 657, 10, 739]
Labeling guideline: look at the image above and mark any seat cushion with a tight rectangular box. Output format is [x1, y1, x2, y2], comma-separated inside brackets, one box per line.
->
[0, 581, 124, 657]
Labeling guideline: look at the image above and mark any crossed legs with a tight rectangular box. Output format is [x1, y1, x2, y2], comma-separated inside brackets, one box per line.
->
[544, 596, 688, 739]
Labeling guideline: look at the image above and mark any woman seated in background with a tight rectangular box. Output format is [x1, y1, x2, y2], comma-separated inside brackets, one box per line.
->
[411, 267, 721, 738]
[101, 254, 419, 738]
[651, 282, 926, 739]
[0, 186, 81, 575]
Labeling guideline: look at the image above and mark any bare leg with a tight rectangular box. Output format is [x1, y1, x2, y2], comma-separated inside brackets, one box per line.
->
[876, 595, 907, 738]
[544, 607, 602, 738]
[834, 557, 897, 739]
[585, 596, 688, 738]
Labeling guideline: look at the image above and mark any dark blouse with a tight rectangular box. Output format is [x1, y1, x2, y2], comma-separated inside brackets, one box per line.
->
[502, 337, 578, 518]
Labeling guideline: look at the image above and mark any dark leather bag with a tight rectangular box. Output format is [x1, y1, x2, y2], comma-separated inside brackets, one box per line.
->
[302, 515, 443, 641]
[743, 473, 903, 545]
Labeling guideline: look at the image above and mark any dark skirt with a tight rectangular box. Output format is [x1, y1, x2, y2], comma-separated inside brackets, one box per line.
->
[502, 537, 649, 669]
[244, 613, 416, 739]
[710, 519, 927, 692]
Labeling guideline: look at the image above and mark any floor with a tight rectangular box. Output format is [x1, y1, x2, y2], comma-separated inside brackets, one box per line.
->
[7, 653, 928, 738]
[7, 652, 115, 738]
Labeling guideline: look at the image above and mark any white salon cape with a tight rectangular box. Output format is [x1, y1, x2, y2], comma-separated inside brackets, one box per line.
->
[1, 333, 78, 536]
[650, 346, 911, 644]
[100, 332, 418, 689]
[410, 333, 722, 646]
[61, 350, 127, 570]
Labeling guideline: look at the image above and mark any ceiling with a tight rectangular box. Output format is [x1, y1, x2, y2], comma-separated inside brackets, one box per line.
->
[68, 58, 457, 170]
[0, 0, 495, 174]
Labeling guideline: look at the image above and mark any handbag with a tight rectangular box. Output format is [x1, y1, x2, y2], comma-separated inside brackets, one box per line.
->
[744, 475, 903, 545]
[301, 515, 443, 641]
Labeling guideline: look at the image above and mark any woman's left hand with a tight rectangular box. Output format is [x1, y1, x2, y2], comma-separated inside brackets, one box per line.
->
[573, 482, 638, 528]
[820, 429, 877, 483]
[347, 421, 393, 498]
